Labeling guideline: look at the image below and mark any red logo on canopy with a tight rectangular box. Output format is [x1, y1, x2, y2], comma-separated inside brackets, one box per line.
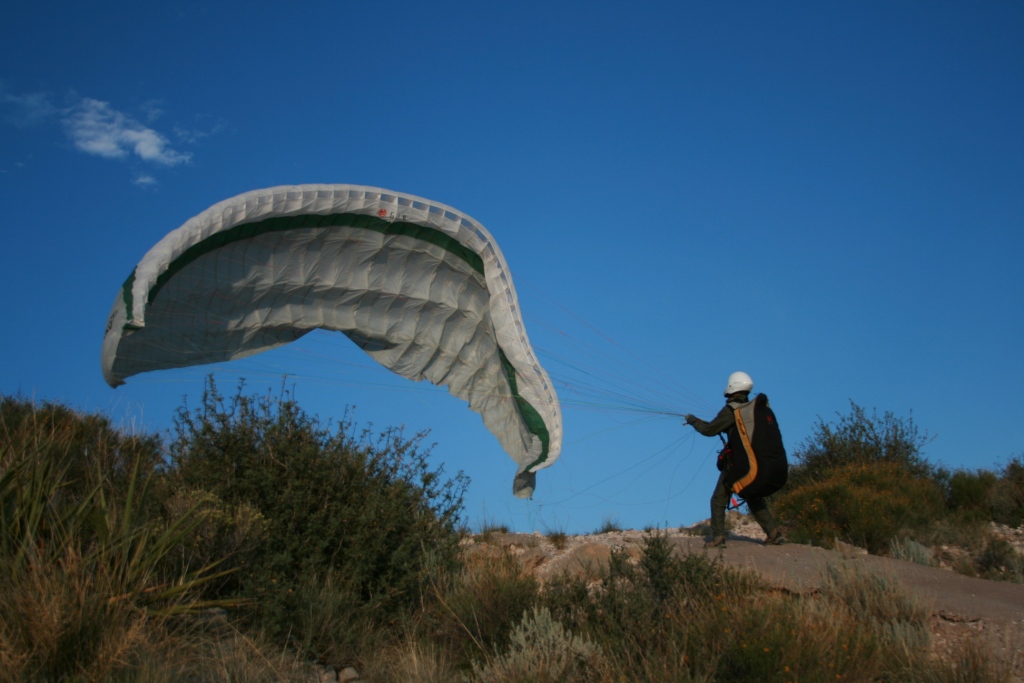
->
[377, 209, 388, 217]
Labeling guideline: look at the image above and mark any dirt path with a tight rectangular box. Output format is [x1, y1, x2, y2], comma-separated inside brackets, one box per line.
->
[680, 534, 1024, 623]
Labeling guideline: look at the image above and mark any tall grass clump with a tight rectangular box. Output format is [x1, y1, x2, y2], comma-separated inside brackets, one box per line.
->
[819, 561, 930, 648]
[166, 377, 468, 663]
[425, 549, 540, 667]
[0, 396, 230, 682]
[545, 528, 569, 550]
[595, 515, 621, 534]
[889, 536, 936, 566]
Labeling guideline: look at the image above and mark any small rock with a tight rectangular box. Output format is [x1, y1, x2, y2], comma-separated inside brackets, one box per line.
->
[319, 664, 337, 683]
[339, 666, 361, 683]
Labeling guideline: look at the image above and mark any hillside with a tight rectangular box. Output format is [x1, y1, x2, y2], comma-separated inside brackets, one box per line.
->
[463, 516, 1024, 681]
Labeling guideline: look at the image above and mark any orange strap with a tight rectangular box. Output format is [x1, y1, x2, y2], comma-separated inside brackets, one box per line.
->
[731, 407, 758, 494]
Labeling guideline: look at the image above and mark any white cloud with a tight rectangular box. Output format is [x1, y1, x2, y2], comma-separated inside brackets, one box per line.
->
[62, 98, 191, 166]
[2, 89, 202, 181]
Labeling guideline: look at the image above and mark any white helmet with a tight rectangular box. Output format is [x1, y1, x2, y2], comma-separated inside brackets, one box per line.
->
[724, 371, 753, 396]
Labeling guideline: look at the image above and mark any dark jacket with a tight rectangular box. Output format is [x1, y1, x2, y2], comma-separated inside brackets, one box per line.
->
[690, 395, 750, 485]
[689, 395, 749, 438]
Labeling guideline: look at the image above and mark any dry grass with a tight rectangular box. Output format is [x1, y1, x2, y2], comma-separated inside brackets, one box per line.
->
[545, 529, 569, 550]
[361, 637, 459, 683]
[0, 548, 151, 682]
[0, 398, 237, 682]
[99, 624, 322, 683]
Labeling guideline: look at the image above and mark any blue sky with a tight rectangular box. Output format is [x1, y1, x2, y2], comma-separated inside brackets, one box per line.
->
[2, 1, 1022, 533]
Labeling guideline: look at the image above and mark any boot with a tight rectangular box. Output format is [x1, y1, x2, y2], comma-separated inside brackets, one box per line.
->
[704, 535, 727, 549]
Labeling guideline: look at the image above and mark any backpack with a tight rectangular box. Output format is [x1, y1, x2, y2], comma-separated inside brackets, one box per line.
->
[724, 393, 788, 499]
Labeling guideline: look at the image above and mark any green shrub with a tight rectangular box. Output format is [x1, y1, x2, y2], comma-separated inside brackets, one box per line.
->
[468, 607, 605, 683]
[789, 401, 933, 488]
[944, 469, 998, 521]
[975, 537, 1024, 583]
[158, 488, 268, 598]
[778, 402, 955, 553]
[775, 461, 945, 553]
[167, 378, 468, 650]
[938, 457, 1024, 529]
[288, 570, 388, 666]
[781, 401, 1024, 573]
[638, 532, 682, 604]
[989, 456, 1024, 527]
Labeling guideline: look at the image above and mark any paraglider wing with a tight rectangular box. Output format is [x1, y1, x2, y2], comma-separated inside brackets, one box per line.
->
[101, 185, 561, 497]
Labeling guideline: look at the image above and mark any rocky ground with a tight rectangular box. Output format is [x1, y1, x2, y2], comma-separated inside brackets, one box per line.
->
[461, 514, 1024, 681]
